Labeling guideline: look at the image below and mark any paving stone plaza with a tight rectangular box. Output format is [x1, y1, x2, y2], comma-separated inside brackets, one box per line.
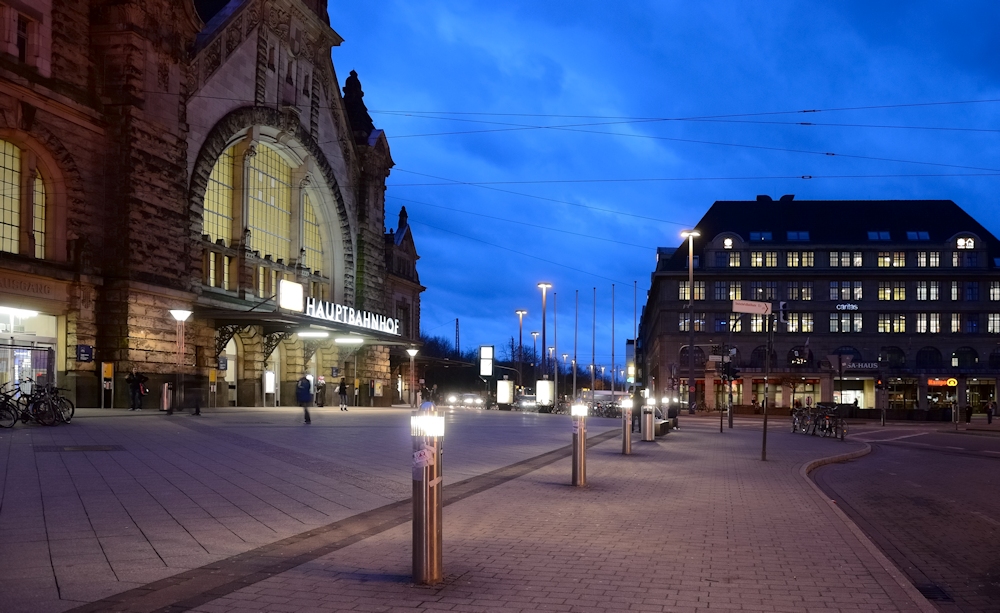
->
[0, 408, 935, 613]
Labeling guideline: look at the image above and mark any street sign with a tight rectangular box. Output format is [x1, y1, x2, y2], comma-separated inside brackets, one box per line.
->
[708, 355, 722, 362]
[732, 299, 771, 314]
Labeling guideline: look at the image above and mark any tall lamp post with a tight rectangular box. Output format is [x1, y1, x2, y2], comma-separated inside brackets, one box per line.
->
[169, 309, 192, 413]
[530, 331, 539, 381]
[407, 347, 419, 407]
[538, 282, 552, 377]
[515, 309, 527, 390]
[681, 229, 700, 414]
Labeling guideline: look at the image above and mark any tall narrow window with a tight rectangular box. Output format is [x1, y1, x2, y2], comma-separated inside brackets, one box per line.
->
[301, 193, 323, 274]
[32, 172, 45, 258]
[247, 144, 292, 262]
[729, 251, 741, 267]
[16, 16, 28, 64]
[204, 146, 234, 245]
[0, 140, 21, 254]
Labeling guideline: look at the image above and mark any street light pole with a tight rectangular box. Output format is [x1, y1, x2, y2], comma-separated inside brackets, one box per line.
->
[169, 309, 192, 415]
[515, 309, 527, 392]
[553, 292, 558, 406]
[681, 230, 700, 414]
[531, 331, 539, 382]
[538, 283, 551, 379]
[407, 347, 419, 407]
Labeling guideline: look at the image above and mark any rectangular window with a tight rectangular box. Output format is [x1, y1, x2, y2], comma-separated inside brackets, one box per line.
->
[929, 313, 939, 333]
[729, 313, 743, 332]
[953, 252, 961, 267]
[247, 145, 292, 262]
[892, 252, 905, 267]
[765, 251, 778, 267]
[301, 194, 323, 274]
[694, 312, 706, 332]
[802, 252, 814, 267]
[967, 253, 979, 267]
[853, 313, 863, 332]
[693, 281, 705, 301]
[750, 314, 765, 332]
[729, 251, 741, 267]
[1, 140, 21, 254]
[765, 281, 777, 300]
[966, 315, 979, 334]
[878, 282, 892, 301]
[678, 281, 690, 301]
[916, 313, 927, 333]
[917, 281, 927, 301]
[750, 251, 764, 267]
[829, 281, 839, 301]
[729, 281, 741, 300]
[715, 252, 727, 267]
[929, 252, 940, 267]
[830, 313, 840, 333]
[853, 281, 863, 300]
[787, 281, 800, 300]
[829, 251, 840, 267]
[679, 313, 690, 332]
[893, 281, 906, 301]
[750, 281, 763, 300]
[786, 312, 813, 333]
[853, 252, 863, 267]
[715, 317, 729, 333]
[787, 252, 799, 267]
[989, 313, 1000, 334]
[951, 313, 962, 333]
[992, 281, 1000, 301]
[714, 282, 727, 301]
[831, 312, 859, 333]
[878, 252, 891, 267]
[917, 252, 928, 267]
[929, 281, 939, 301]
[802, 281, 813, 301]
[893, 314, 905, 333]
[878, 313, 891, 333]
[16, 16, 28, 64]
[951, 281, 960, 301]
[965, 282, 979, 301]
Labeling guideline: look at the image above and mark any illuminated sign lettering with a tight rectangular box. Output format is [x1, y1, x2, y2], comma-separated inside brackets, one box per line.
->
[304, 297, 400, 336]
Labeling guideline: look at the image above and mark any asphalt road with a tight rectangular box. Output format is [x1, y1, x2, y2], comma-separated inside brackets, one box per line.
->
[813, 426, 1000, 612]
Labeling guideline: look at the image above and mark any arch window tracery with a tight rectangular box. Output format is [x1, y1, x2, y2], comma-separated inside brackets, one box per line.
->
[204, 146, 234, 245]
[247, 144, 292, 262]
[0, 138, 47, 259]
[302, 192, 323, 274]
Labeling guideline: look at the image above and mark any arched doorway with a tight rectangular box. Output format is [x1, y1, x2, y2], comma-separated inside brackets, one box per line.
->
[223, 337, 240, 406]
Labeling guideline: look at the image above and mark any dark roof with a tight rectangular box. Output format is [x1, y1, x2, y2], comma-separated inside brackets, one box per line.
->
[660, 198, 1000, 270]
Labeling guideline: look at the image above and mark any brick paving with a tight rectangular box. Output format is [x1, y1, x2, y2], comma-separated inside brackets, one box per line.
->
[0, 409, 940, 612]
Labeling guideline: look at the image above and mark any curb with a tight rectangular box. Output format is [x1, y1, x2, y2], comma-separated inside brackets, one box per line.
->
[800, 445, 938, 613]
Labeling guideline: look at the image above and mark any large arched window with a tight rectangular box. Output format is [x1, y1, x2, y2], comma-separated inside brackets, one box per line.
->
[302, 193, 323, 275]
[1, 138, 47, 259]
[247, 144, 292, 262]
[204, 145, 234, 245]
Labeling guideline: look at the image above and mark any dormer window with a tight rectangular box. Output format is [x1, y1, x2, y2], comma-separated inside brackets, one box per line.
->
[957, 237, 975, 249]
[867, 231, 891, 240]
[786, 231, 809, 241]
[906, 231, 930, 241]
[749, 232, 772, 242]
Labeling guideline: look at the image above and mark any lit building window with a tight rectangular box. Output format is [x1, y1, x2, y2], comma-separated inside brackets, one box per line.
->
[989, 313, 1000, 334]
[204, 146, 234, 245]
[302, 193, 323, 274]
[765, 251, 777, 267]
[729, 251, 741, 267]
[892, 251, 905, 267]
[247, 144, 292, 262]
[678, 281, 689, 301]
[951, 313, 962, 333]
[1, 139, 22, 254]
[750, 314, 765, 332]
[729, 314, 742, 332]
[929, 313, 940, 333]
[991, 281, 1000, 301]
[750, 251, 763, 267]
[32, 172, 45, 258]
[877, 252, 891, 267]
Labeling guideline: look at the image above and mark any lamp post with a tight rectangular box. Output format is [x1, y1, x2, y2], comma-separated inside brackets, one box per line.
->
[530, 331, 539, 381]
[571, 402, 587, 486]
[515, 309, 527, 390]
[681, 229, 700, 414]
[169, 309, 192, 414]
[538, 282, 551, 376]
[407, 347, 419, 407]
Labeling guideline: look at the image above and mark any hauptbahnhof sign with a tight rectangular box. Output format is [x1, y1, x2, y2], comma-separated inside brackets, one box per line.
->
[278, 279, 401, 336]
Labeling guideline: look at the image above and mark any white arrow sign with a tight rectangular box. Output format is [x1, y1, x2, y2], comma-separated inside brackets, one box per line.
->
[732, 299, 772, 315]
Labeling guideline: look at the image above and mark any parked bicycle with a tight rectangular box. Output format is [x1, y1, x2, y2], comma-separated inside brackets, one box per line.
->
[0, 378, 74, 427]
[812, 405, 847, 441]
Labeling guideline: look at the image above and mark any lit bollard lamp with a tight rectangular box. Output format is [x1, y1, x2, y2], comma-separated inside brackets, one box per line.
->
[411, 408, 445, 585]
[621, 397, 633, 455]
[571, 402, 588, 486]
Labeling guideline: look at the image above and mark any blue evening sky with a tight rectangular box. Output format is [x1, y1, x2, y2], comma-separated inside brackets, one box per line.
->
[328, 1, 1000, 373]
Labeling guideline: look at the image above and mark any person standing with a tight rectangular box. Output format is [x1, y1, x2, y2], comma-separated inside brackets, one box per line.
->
[296, 373, 313, 424]
[987, 401, 995, 425]
[125, 366, 148, 411]
[965, 403, 973, 424]
[315, 376, 326, 407]
[338, 378, 348, 411]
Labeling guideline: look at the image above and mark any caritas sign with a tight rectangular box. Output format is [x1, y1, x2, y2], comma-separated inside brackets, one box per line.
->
[305, 297, 400, 336]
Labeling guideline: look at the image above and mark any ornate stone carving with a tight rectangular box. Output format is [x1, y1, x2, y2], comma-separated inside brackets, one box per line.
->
[204, 38, 222, 76]
[263, 331, 291, 360]
[226, 16, 244, 54]
[302, 339, 324, 363]
[246, 2, 261, 34]
[216, 324, 248, 357]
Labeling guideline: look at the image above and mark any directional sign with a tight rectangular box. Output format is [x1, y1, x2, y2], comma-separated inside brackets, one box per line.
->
[732, 299, 771, 315]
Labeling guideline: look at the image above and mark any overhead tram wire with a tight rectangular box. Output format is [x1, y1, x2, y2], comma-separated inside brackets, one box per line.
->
[408, 219, 636, 286]
[385, 195, 656, 250]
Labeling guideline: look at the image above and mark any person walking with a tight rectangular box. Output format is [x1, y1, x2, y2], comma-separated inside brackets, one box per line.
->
[965, 403, 973, 424]
[125, 366, 148, 411]
[315, 375, 327, 407]
[987, 401, 995, 425]
[338, 378, 348, 411]
[296, 373, 313, 424]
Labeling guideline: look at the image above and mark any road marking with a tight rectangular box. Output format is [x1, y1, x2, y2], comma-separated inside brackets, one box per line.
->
[972, 511, 1000, 527]
[854, 432, 929, 443]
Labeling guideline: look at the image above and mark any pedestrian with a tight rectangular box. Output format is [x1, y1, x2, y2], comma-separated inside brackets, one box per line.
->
[987, 401, 995, 425]
[125, 366, 148, 411]
[965, 403, 973, 424]
[338, 377, 348, 411]
[296, 373, 312, 424]
[315, 375, 326, 407]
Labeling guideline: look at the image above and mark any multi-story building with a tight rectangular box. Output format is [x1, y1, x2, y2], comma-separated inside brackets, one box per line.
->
[0, 0, 417, 407]
[639, 196, 1000, 413]
[384, 206, 425, 404]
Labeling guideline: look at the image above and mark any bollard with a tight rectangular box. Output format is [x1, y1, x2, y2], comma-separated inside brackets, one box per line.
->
[880, 407, 886, 427]
[621, 398, 632, 455]
[571, 403, 587, 486]
[641, 406, 655, 441]
[411, 410, 444, 585]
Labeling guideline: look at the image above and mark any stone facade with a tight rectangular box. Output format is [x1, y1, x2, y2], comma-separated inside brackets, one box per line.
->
[0, 0, 409, 408]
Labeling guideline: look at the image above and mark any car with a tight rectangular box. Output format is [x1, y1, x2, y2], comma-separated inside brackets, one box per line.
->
[517, 395, 537, 411]
[460, 393, 484, 407]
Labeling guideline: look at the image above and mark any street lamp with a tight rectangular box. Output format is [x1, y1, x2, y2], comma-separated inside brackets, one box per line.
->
[515, 309, 527, 389]
[169, 309, 192, 414]
[600, 365, 606, 390]
[530, 331, 539, 381]
[407, 347, 419, 407]
[538, 282, 552, 375]
[681, 229, 700, 414]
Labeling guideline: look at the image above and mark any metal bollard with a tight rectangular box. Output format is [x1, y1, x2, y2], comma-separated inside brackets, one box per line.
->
[411, 410, 444, 585]
[880, 407, 886, 427]
[641, 407, 655, 442]
[621, 398, 632, 454]
[571, 403, 587, 486]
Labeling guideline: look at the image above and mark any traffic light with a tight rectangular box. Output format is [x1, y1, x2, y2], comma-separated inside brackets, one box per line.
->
[778, 301, 789, 323]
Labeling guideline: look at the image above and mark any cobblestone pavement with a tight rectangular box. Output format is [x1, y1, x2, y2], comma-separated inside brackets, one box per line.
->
[170, 416, 929, 613]
[0, 406, 619, 613]
[814, 427, 1000, 613]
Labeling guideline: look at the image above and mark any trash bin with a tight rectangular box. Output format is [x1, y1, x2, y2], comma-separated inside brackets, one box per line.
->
[641, 407, 655, 442]
[161, 382, 173, 412]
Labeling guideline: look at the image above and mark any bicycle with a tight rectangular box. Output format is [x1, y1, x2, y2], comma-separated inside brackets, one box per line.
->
[1, 380, 58, 427]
